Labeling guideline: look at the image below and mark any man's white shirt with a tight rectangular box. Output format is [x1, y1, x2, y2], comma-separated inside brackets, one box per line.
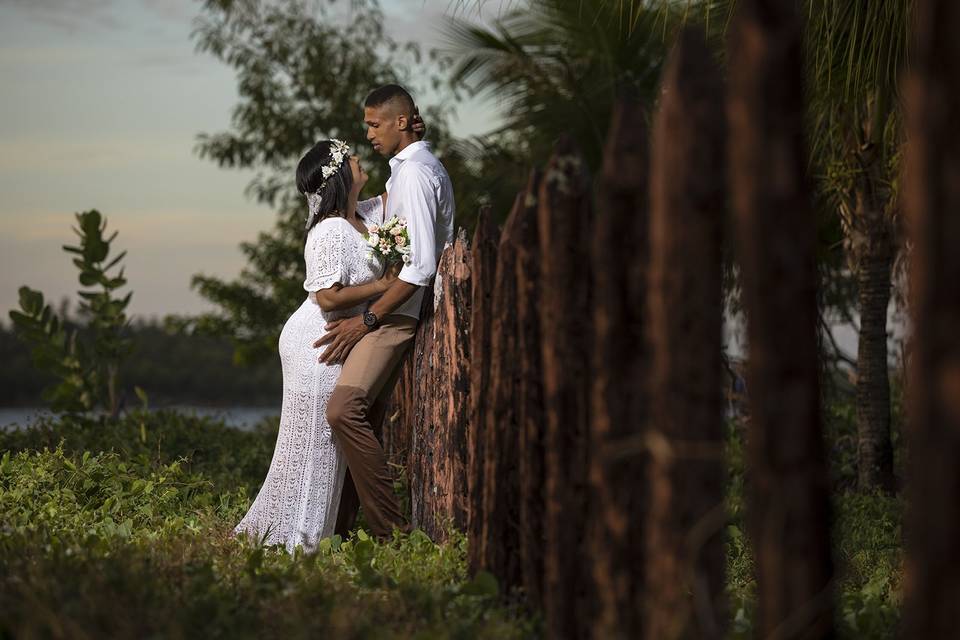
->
[382, 140, 455, 319]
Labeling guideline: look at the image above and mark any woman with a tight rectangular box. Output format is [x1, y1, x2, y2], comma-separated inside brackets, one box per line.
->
[233, 139, 397, 552]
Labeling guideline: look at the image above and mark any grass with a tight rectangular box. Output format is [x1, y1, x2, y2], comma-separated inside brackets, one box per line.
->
[0, 413, 535, 639]
[0, 406, 902, 638]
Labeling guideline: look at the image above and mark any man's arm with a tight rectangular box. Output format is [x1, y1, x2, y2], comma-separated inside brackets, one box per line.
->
[314, 165, 439, 364]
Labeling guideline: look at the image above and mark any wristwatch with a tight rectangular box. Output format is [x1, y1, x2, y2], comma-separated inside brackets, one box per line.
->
[363, 310, 379, 329]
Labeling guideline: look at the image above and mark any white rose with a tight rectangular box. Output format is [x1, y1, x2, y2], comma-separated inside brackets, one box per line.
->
[367, 233, 380, 247]
[395, 234, 407, 247]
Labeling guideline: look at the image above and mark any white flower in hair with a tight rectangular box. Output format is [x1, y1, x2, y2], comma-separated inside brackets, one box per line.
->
[304, 139, 351, 228]
[321, 139, 351, 178]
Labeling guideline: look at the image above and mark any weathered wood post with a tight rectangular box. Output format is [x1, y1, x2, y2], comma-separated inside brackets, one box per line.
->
[727, 0, 834, 637]
[588, 97, 650, 639]
[644, 25, 727, 640]
[539, 137, 594, 638]
[901, 0, 960, 636]
[468, 207, 498, 570]
[478, 194, 525, 589]
[406, 232, 472, 540]
[515, 170, 546, 607]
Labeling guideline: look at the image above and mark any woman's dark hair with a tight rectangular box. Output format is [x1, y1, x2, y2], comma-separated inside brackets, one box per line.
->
[297, 140, 353, 233]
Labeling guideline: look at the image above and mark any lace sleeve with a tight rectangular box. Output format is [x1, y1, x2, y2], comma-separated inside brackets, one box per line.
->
[356, 196, 384, 226]
[303, 220, 349, 292]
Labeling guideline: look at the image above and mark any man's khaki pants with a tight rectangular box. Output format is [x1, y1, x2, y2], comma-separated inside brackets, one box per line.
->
[328, 314, 417, 538]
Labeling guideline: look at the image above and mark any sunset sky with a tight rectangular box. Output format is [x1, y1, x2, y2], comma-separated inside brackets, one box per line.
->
[0, 0, 502, 320]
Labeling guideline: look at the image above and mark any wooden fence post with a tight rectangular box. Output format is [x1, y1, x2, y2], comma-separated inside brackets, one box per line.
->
[644, 25, 726, 639]
[515, 170, 546, 607]
[588, 97, 650, 639]
[407, 232, 472, 540]
[902, 0, 960, 636]
[727, 0, 834, 637]
[468, 207, 499, 571]
[478, 194, 526, 589]
[539, 137, 594, 639]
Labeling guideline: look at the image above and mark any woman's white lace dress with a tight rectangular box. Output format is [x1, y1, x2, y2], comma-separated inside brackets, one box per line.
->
[233, 198, 383, 553]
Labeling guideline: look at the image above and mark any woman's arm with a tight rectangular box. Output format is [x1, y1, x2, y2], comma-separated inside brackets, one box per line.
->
[314, 263, 400, 312]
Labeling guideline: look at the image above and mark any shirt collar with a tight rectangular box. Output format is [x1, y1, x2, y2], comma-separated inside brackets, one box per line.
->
[388, 140, 430, 171]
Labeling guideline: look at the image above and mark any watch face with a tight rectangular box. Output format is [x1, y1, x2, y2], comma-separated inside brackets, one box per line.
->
[363, 312, 376, 327]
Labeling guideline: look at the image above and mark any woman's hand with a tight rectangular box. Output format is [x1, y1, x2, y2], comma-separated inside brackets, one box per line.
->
[378, 261, 402, 291]
[411, 107, 426, 140]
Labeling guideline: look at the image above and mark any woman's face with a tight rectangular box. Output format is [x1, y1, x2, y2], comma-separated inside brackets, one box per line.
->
[348, 154, 368, 192]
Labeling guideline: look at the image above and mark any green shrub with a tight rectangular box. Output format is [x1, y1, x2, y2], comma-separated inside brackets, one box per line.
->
[724, 418, 903, 638]
[0, 409, 277, 496]
[0, 415, 535, 639]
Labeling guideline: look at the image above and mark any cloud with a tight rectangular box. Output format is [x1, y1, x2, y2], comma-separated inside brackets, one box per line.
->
[0, 0, 125, 33]
[0, 0, 194, 36]
[140, 0, 195, 22]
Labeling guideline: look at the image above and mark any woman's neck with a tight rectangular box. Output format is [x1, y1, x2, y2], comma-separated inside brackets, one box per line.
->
[345, 192, 359, 221]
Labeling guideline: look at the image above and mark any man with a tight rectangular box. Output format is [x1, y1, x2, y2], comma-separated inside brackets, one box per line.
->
[315, 84, 455, 539]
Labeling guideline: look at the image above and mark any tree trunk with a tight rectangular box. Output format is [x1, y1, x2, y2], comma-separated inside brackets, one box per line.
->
[514, 170, 546, 608]
[901, 0, 960, 636]
[854, 206, 895, 493]
[644, 26, 727, 640]
[727, 0, 835, 637]
[588, 97, 650, 639]
[407, 233, 472, 540]
[538, 138, 594, 639]
[478, 195, 523, 588]
[468, 207, 498, 571]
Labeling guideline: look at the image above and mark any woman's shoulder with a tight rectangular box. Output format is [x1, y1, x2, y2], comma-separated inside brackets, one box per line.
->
[311, 216, 352, 234]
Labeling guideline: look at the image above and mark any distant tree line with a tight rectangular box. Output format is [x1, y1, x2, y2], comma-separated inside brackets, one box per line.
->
[0, 319, 280, 408]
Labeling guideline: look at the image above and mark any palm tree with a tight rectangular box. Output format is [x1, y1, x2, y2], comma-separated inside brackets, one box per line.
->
[449, 0, 910, 494]
[670, 0, 912, 492]
[803, 0, 912, 493]
[446, 0, 675, 171]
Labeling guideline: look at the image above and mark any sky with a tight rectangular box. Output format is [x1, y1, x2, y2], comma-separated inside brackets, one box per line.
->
[0, 0, 505, 320]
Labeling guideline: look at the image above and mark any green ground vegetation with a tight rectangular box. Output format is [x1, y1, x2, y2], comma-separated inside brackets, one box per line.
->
[0, 396, 902, 639]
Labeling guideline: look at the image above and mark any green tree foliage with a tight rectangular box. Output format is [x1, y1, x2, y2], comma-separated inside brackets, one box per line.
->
[183, 0, 527, 364]
[8, 210, 132, 416]
[447, 0, 675, 170]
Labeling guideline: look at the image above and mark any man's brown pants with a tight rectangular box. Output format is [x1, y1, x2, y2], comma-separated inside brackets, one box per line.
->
[328, 314, 417, 538]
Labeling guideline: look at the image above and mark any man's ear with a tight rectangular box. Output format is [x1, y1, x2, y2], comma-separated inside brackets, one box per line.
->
[397, 113, 409, 131]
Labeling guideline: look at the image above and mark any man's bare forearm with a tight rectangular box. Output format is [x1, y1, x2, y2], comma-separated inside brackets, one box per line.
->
[368, 280, 419, 318]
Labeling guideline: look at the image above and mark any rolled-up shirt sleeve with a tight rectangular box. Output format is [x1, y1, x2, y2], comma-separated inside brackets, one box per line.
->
[396, 164, 440, 287]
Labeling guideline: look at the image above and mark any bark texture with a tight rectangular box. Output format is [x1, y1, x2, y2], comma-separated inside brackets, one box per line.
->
[587, 98, 650, 639]
[514, 171, 546, 607]
[727, 0, 835, 637]
[539, 138, 594, 639]
[644, 26, 727, 640]
[406, 232, 472, 541]
[901, 0, 960, 636]
[477, 195, 524, 588]
[851, 164, 896, 492]
[467, 207, 499, 571]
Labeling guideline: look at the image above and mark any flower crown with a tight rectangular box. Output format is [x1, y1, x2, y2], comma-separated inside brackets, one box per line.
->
[305, 139, 351, 228]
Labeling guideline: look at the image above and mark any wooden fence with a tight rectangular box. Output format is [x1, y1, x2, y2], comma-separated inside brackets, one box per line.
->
[383, 1, 958, 637]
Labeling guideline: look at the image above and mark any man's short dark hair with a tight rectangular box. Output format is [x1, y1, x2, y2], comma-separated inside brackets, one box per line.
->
[364, 84, 415, 115]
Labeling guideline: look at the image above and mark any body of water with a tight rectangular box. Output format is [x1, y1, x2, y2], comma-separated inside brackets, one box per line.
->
[0, 407, 278, 432]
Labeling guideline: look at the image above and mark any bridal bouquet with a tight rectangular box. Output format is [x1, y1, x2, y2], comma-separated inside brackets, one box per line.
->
[366, 215, 412, 266]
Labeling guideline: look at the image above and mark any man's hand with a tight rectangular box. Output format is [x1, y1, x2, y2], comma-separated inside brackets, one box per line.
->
[314, 315, 371, 364]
